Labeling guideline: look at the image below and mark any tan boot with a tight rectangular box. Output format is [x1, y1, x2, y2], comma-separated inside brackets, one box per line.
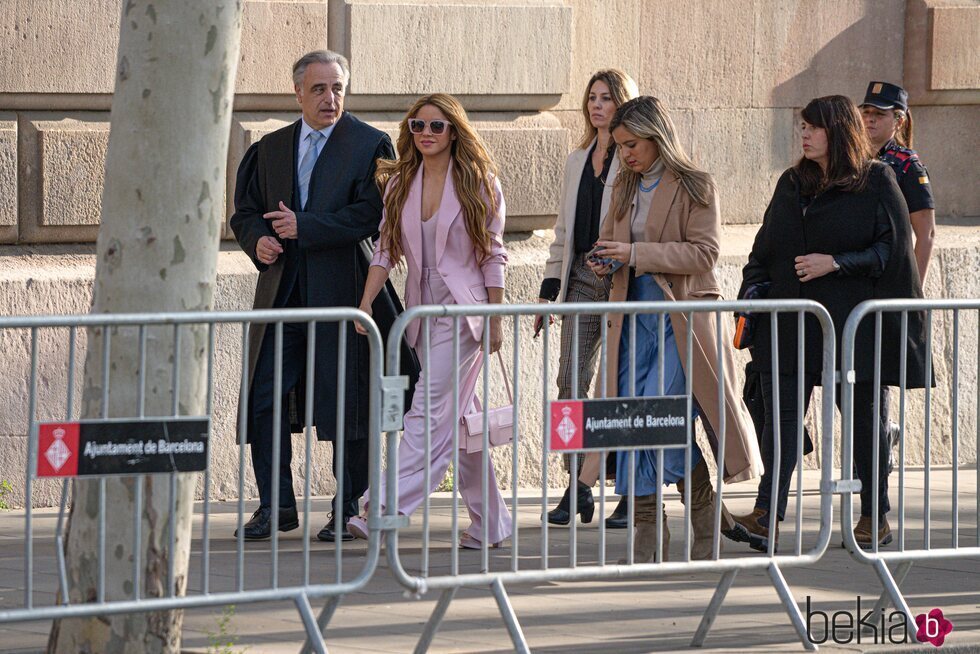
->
[677, 460, 735, 560]
[728, 507, 779, 553]
[853, 515, 892, 550]
[631, 494, 669, 563]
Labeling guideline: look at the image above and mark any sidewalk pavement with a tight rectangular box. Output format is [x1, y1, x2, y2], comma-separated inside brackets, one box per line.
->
[1, 469, 977, 653]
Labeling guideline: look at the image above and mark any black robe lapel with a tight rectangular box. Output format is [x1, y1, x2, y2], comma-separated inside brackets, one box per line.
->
[262, 120, 300, 212]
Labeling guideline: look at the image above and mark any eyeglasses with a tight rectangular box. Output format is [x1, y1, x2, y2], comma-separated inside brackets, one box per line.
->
[408, 119, 452, 135]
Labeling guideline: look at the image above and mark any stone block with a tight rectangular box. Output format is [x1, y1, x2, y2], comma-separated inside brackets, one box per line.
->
[558, 0, 642, 111]
[552, 109, 588, 155]
[679, 108, 799, 225]
[478, 113, 568, 225]
[19, 114, 109, 243]
[0, 114, 16, 243]
[227, 112, 567, 233]
[0, 1, 325, 100]
[0, 0, 120, 95]
[753, 0, 904, 108]
[638, 0, 756, 109]
[904, 0, 980, 105]
[237, 1, 328, 95]
[930, 6, 980, 91]
[343, 1, 571, 101]
[911, 105, 980, 220]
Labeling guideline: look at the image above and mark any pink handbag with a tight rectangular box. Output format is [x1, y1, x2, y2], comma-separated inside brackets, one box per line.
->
[462, 352, 514, 453]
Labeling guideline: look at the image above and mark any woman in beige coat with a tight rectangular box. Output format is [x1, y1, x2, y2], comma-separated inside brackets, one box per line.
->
[591, 96, 761, 561]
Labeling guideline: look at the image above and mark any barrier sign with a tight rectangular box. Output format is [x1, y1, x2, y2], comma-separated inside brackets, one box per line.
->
[35, 418, 210, 477]
[549, 397, 689, 451]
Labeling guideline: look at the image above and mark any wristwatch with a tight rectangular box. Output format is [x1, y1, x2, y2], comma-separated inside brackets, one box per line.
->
[831, 257, 841, 272]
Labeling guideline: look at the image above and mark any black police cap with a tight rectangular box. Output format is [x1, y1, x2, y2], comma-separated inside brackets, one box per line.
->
[860, 81, 908, 112]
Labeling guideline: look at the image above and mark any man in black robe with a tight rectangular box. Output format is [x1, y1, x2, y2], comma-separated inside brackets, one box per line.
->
[231, 50, 394, 541]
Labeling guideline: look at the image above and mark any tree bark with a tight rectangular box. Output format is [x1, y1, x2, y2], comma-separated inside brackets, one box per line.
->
[48, 2, 243, 652]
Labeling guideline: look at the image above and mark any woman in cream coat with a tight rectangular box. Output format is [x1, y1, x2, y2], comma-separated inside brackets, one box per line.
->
[539, 69, 638, 528]
[591, 96, 761, 561]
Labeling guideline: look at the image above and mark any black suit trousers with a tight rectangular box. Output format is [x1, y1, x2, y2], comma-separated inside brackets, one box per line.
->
[249, 321, 369, 513]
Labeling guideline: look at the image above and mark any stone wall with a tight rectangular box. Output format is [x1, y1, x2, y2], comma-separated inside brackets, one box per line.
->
[0, 1, 978, 507]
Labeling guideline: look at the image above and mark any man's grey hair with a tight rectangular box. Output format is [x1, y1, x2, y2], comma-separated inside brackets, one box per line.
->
[292, 50, 350, 88]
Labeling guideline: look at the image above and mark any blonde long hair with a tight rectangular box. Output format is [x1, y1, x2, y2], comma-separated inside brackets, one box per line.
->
[607, 96, 715, 223]
[375, 94, 499, 266]
[578, 69, 639, 150]
[893, 108, 914, 148]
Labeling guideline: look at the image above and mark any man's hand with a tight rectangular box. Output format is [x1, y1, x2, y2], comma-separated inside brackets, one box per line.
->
[264, 201, 298, 239]
[256, 235, 284, 265]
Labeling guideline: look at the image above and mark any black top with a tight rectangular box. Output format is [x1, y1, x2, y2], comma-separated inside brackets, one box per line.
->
[797, 194, 893, 278]
[877, 140, 935, 214]
[574, 142, 613, 253]
[538, 143, 612, 300]
[740, 163, 928, 387]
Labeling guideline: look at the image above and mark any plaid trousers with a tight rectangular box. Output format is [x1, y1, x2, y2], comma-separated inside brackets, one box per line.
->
[556, 253, 612, 475]
[556, 253, 611, 400]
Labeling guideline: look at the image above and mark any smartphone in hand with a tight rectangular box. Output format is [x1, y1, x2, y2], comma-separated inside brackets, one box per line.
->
[533, 314, 555, 338]
[587, 244, 625, 274]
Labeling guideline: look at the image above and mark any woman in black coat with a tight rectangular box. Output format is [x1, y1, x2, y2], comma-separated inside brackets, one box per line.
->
[729, 95, 928, 552]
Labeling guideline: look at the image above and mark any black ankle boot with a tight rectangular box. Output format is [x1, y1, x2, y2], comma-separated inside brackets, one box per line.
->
[605, 496, 629, 529]
[547, 481, 595, 525]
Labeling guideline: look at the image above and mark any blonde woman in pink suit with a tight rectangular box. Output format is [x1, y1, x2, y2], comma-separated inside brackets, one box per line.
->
[349, 93, 512, 549]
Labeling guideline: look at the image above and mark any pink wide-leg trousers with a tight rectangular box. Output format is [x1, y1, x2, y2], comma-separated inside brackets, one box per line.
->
[376, 269, 512, 544]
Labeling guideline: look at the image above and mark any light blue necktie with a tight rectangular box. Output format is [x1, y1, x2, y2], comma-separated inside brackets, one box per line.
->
[298, 130, 323, 210]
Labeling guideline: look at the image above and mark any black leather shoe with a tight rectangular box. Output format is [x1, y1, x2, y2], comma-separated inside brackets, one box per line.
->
[317, 512, 354, 542]
[546, 480, 595, 525]
[605, 496, 629, 529]
[236, 506, 299, 541]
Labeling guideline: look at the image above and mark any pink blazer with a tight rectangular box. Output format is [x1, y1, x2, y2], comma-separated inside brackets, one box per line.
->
[370, 161, 508, 348]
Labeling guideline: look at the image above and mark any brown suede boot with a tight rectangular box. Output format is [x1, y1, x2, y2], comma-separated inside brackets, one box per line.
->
[853, 515, 892, 550]
[727, 507, 779, 553]
[628, 494, 669, 563]
[677, 460, 735, 560]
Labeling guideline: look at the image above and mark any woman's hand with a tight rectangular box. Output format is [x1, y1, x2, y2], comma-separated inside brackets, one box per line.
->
[593, 240, 631, 264]
[587, 258, 612, 277]
[794, 254, 837, 282]
[485, 316, 503, 353]
[354, 302, 373, 336]
[533, 299, 555, 337]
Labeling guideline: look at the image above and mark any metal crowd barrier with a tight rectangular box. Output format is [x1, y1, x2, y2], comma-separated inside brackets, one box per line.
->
[0, 308, 384, 654]
[839, 298, 980, 643]
[378, 299, 838, 652]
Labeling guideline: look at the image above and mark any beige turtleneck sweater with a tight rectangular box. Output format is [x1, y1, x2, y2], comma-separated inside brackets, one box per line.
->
[629, 157, 666, 267]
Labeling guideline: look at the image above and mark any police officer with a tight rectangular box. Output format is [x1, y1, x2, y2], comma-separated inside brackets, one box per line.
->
[859, 81, 936, 284]
[859, 81, 937, 476]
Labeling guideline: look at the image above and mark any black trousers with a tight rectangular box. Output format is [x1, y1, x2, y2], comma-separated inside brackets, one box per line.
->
[755, 373, 890, 521]
[249, 321, 369, 515]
